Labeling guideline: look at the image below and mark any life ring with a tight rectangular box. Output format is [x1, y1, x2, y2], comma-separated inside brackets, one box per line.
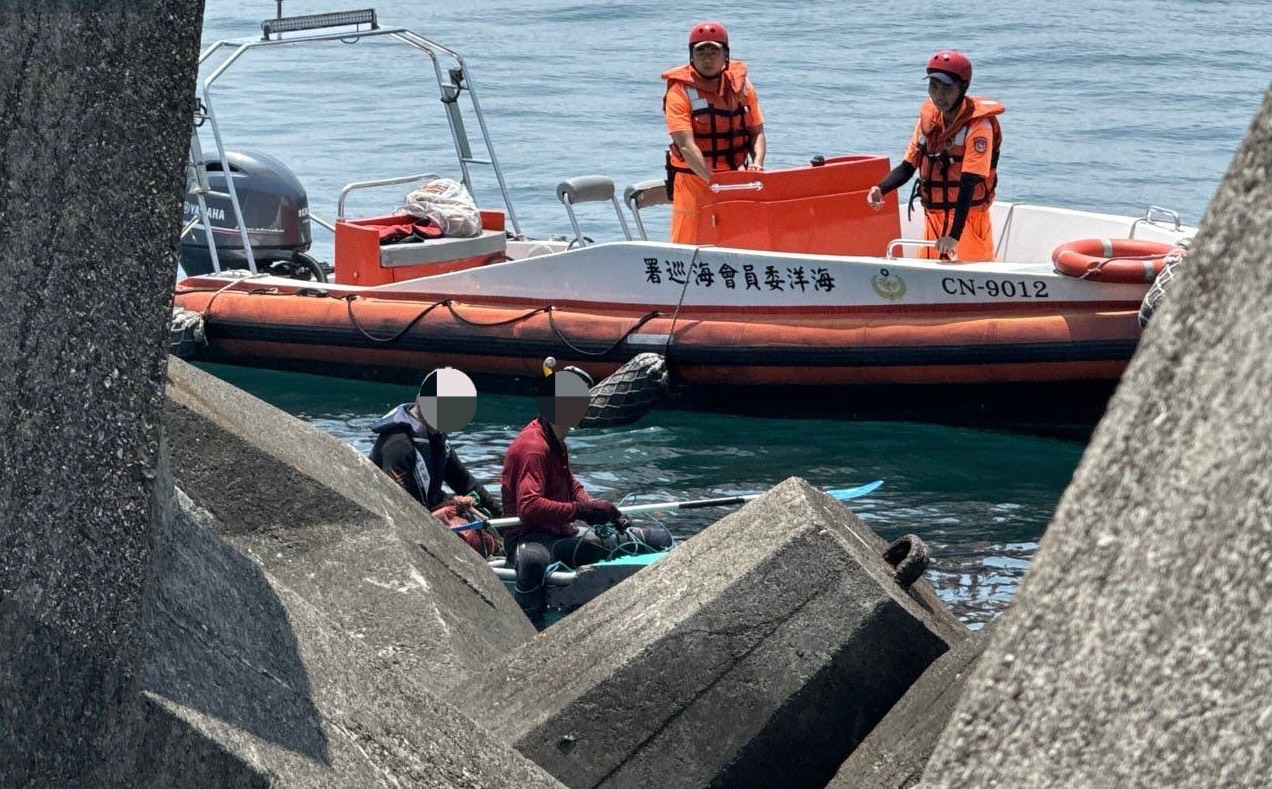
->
[1052, 238, 1183, 283]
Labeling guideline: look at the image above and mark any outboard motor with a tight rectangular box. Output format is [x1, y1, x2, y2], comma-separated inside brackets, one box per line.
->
[180, 150, 327, 281]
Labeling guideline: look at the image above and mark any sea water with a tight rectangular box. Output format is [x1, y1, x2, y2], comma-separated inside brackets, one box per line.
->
[193, 0, 1271, 625]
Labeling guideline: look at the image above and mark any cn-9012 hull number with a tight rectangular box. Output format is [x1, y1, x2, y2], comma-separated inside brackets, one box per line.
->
[941, 277, 1050, 299]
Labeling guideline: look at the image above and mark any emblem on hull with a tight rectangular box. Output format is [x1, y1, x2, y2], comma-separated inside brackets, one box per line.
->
[871, 268, 907, 302]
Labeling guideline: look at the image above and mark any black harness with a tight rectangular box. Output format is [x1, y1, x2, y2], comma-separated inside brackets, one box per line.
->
[663, 81, 754, 199]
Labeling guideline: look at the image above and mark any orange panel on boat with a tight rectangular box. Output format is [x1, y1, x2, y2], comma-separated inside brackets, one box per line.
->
[333, 211, 507, 286]
[697, 155, 900, 257]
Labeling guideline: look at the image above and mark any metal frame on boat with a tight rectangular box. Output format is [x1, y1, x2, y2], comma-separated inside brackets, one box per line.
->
[184, 5, 521, 275]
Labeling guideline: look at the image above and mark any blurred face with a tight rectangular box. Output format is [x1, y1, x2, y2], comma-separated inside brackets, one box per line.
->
[692, 43, 726, 77]
[927, 76, 963, 114]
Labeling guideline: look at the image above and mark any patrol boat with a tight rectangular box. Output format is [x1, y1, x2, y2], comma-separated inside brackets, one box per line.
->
[173, 8, 1195, 430]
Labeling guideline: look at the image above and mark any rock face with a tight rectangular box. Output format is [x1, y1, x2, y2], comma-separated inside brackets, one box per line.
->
[0, 3, 551, 782]
[164, 357, 534, 690]
[0, 3, 207, 783]
[455, 478, 968, 789]
[829, 625, 993, 788]
[924, 86, 1272, 786]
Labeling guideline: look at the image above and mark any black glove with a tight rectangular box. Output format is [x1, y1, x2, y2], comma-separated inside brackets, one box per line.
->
[574, 499, 621, 526]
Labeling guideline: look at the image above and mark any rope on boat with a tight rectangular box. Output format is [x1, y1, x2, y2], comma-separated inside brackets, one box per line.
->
[661, 248, 703, 360]
[173, 268, 268, 295]
[169, 307, 207, 358]
[1077, 252, 1175, 280]
[513, 560, 567, 595]
[443, 300, 552, 327]
[201, 271, 272, 318]
[184, 278, 665, 360]
[566, 519, 673, 570]
[342, 293, 658, 354]
[545, 307, 662, 357]
[1137, 237, 1192, 327]
[343, 295, 554, 343]
[343, 296, 449, 343]
[169, 273, 276, 358]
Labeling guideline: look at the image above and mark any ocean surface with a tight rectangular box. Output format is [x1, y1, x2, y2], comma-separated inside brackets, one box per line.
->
[193, 1, 1271, 626]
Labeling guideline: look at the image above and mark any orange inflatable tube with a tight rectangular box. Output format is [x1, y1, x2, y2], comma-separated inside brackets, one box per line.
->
[174, 283, 1142, 388]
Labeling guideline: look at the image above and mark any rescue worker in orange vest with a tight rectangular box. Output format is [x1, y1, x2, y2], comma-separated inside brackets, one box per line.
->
[662, 21, 766, 244]
[867, 51, 1004, 262]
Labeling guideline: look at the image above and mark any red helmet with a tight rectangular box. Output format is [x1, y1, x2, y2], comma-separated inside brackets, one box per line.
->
[690, 21, 729, 48]
[926, 50, 972, 84]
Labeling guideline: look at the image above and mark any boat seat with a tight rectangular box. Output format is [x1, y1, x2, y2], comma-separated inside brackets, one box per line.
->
[624, 178, 669, 241]
[379, 228, 507, 267]
[557, 175, 633, 243]
[624, 179, 669, 211]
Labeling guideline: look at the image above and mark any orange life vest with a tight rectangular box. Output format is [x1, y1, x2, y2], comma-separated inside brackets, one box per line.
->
[662, 62, 755, 174]
[914, 96, 1004, 213]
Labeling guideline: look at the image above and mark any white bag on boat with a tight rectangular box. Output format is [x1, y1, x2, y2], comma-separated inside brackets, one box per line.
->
[398, 178, 482, 237]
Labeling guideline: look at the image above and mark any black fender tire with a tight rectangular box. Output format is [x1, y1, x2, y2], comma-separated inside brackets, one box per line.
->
[882, 534, 930, 588]
[578, 353, 670, 430]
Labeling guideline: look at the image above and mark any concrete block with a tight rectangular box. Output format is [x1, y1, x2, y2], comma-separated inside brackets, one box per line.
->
[0, 4, 206, 781]
[828, 624, 993, 788]
[164, 357, 533, 690]
[130, 488, 562, 787]
[455, 477, 968, 788]
[924, 86, 1272, 786]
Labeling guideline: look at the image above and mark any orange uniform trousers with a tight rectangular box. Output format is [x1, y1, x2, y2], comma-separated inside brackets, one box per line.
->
[670, 172, 714, 244]
[920, 205, 995, 262]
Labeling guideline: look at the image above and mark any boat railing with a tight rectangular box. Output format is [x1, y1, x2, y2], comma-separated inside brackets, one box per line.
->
[709, 181, 764, 193]
[886, 238, 939, 259]
[992, 201, 1021, 262]
[185, 5, 521, 274]
[337, 173, 440, 220]
[619, 178, 760, 243]
[1129, 206, 1182, 238]
[556, 176, 633, 246]
[994, 201, 1191, 263]
[182, 122, 252, 273]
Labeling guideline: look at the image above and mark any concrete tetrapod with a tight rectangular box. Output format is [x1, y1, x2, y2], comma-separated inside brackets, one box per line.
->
[0, 1, 545, 780]
[163, 357, 534, 691]
[454, 477, 969, 788]
[0, 3, 207, 781]
[923, 87, 1272, 786]
[136, 484, 562, 786]
[828, 624, 994, 788]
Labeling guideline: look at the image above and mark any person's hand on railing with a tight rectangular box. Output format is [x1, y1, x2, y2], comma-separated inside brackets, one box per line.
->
[934, 235, 959, 260]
